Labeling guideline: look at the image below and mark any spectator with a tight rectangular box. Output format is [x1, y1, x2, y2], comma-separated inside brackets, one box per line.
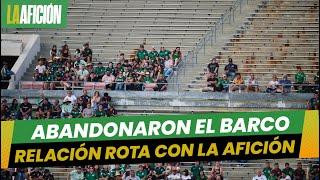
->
[85, 166, 98, 180]
[82, 103, 93, 118]
[279, 74, 292, 94]
[159, 46, 171, 60]
[266, 75, 281, 93]
[136, 44, 148, 61]
[70, 166, 84, 180]
[154, 163, 166, 179]
[110, 164, 125, 180]
[80, 90, 91, 108]
[49, 45, 57, 60]
[60, 71, 73, 90]
[282, 162, 294, 179]
[55, 66, 65, 82]
[19, 97, 32, 120]
[262, 161, 272, 179]
[9, 98, 19, 120]
[294, 162, 306, 180]
[1, 61, 14, 81]
[167, 167, 181, 180]
[144, 72, 156, 91]
[61, 46, 71, 62]
[93, 62, 105, 80]
[154, 75, 168, 91]
[172, 47, 182, 66]
[42, 169, 54, 180]
[190, 161, 203, 180]
[246, 73, 259, 92]
[125, 74, 136, 91]
[135, 165, 147, 180]
[61, 100, 72, 118]
[216, 74, 229, 92]
[209, 162, 223, 180]
[148, 46, 159, 63]
[102, 92, 112, 102]
[207, 73, 219, 92]
[81, 43, 93, 63]
[74, 56, 87, 68]
[43, 70, 56, 90]
[35, 59, 47, 76]
[181, 169, 191, 180]
[224, 58, 238, 81]
[313, 71, 319, 92]
[230, 73, 245, 92]
[271, 163, 282, 179]
[30, 167, 43, 180]
[125, 169, 140, 180]
[164, 56, 174, 78]
[279, 172, 291, 180]
[115, 72, 126, 90]
[307, 92, 319, 110]
[207, 58, 219, 74]
[102, 71, 115, 90]
[51, 99, 62, 119]
[294, 66, 307, 92]
[252, 169, 267, 180]
[35, 97, 52, 119]
[71, 103, 82, 118]
[1, 99, 10, 121]
[91, 91, 101, 111]
[95, 104, 106, 117]
[76, 65, 89, 82]
[64, 90, 77, 104]
[199, 171, 208, 180]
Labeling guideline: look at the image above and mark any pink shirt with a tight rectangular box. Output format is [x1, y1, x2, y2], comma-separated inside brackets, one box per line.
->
[102, 75, 115, 84]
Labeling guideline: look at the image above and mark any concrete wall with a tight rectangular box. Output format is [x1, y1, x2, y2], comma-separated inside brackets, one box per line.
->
[1, 34, 40, 89]
[1, 90, 312, 112]
[1, 40, 23, 56]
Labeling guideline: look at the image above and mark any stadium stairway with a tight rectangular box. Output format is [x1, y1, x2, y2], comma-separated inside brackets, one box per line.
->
[171, 0, 261, 91]
[177, 0, 319, 92]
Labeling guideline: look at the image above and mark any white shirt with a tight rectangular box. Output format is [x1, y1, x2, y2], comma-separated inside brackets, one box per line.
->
[35, 65, 46, 74]
[252, 175, 267, 180]
[164, 59, 174, 68]
[280, 175, 291, 180]
[181, 175, 192, 180]
[268, 80, 279, 89]
[167, 173, 181, 180]
[63, 95, 77, 104]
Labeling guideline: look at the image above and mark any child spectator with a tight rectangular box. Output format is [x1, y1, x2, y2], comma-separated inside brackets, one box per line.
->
[245, 73, 259, 92]
[230, 73, 245, 92]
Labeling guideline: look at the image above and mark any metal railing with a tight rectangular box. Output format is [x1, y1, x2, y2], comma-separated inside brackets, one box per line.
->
[167, 0, 245, 87]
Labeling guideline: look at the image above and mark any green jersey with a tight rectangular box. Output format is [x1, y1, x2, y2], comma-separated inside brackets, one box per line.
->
[172, 52, 180, 61]
[144, 76, 154, 83]
[136, 170, 147, 179]
[282, 167, 294, 179]
[109, 168, 125, 177]
[95, 110, 106, 117]
[44, 74, 56, 82]
[191, 165, 204, 179]
[99, 169, 109, 178]
[136, 50, 148, 60]
[71, 109, 81, 118]
[263, 167, 272, 179]
[268, 175, 278, 180]
[85, 172, 98, 180]
[148, 51, 159, 61]
[105, 67, 115, 74]
[159, 50, 171, 59]
[218, 78, 230, 89]
[116, 76, 125, 83]
[155, 166, 165, 175]
[94, 66, 106, 76]
[295, 72, 306, 83]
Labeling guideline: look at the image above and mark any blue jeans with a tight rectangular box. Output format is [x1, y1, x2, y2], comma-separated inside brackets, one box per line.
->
[164, 68, 173, 77]
[115, 83, 124, 90]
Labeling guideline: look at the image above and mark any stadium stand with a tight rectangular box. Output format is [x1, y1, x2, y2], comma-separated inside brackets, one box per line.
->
[183, 0, 319, 92]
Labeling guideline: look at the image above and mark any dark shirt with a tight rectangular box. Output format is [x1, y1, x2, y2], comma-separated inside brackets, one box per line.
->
[20, 103, 32, 113]
[224, 63, 238, 73]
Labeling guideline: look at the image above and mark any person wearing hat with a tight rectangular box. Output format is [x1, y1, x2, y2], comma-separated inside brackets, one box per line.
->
[207, 58, 219, 74]
[19, 97, 32, 120]
[81, 42, 92, 63]
[94, 62, 106, 80]
[61, 100, 72, 118]
[70, 166, 84, 180]
[224, 58, 238, 81]
[136, 44, 148, 61]
[167, 167, 181, 180]
[294, 66, 306, 92]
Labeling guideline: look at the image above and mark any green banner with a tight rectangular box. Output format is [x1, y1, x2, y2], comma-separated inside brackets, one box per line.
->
[12, 111, 305, 144]
[1, 0, 68, 28]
